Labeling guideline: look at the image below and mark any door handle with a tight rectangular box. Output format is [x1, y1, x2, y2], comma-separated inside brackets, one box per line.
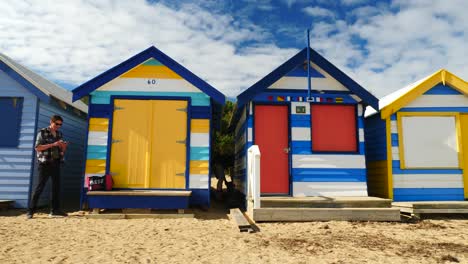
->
[283, 147, 290, 153]
[176, 172, 185, 176]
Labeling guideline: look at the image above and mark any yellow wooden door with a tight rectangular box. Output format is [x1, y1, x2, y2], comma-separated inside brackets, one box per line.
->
[150, 100, 187, 188]
[110, 100, 152, 188]
[460, 114, 468, 199]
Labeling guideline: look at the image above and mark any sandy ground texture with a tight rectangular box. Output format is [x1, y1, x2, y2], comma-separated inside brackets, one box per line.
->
[1, 201, 468, 264]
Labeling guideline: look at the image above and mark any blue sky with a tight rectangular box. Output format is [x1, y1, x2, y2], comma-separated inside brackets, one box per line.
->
[1, 0, 467, 98]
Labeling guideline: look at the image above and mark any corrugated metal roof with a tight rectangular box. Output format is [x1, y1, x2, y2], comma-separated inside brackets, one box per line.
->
[0, 53, 88, 113]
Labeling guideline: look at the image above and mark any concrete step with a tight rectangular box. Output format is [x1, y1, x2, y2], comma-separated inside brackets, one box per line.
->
[260, 196, 392, 208]
[251, 207, 401, 222]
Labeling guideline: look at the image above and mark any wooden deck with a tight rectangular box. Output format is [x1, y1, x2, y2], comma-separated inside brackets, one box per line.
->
[248, 196, 401, 222]
[0, 200, 14, 210]
[393, 201, 468, 218]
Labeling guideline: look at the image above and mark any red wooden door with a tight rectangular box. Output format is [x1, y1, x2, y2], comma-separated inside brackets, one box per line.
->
[254, 105, 289, 194]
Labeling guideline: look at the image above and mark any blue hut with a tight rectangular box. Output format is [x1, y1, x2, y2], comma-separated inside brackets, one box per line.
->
[72, 46, 225, 210]
[228, 48, 402, 222]
[0, 53, 88, 208]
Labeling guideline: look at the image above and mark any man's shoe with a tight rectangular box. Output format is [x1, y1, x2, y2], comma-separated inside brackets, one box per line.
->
[49, 211, 67, 218]
[26, 210, 33, 219]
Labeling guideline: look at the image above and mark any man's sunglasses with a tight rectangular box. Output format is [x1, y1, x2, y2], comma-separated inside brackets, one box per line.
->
[55, 122, 63, 126]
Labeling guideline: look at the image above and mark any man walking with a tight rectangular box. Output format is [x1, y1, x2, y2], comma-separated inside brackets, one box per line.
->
[27, 115, 68, 219]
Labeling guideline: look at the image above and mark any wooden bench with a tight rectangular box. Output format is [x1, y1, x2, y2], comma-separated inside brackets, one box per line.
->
[86, 190, 192, 210]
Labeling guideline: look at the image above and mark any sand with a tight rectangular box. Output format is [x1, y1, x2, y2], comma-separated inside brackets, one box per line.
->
[1, 203, 468, 264]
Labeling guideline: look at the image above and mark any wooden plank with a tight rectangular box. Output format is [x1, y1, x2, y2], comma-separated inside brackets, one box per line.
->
[413, 209, 468, 214]
[230, 208, 252, 228]
[0, 200, 14, 210]
[261, 196, 392, 208]
[122, 208, 151, 214]
[87, 190, 192, 196]
[253, 208, 401, 222]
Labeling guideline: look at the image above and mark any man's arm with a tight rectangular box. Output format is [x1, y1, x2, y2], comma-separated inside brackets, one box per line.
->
[35, 132, 61, 152]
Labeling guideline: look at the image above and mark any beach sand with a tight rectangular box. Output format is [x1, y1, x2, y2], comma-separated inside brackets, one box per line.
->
[1, 200, 468, 264]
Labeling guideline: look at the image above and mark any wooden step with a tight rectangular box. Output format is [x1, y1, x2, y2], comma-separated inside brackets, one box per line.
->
[0, 200, 14, 210]
[260, 196, 392, 208]
[251, 208, 401, 222]
[393, 201, 468, 216]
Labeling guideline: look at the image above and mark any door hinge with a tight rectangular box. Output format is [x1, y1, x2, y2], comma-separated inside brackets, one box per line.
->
[176, 107, 188, 112]
[112, 139, 123, 144]
[176, 172, 185, 176]
[176, 139, 186, 145]
[114, 106, 125, 111]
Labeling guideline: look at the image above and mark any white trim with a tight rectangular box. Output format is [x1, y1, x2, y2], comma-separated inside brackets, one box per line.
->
[292, 154, 365, 169]
[98, 78, 202, 93]
[393, 174, 464, 188]
[248, 128, 253, 142]
[87, 131, 108, 146]
[189, 174, 209, 189]
[407, 94, 468, 108]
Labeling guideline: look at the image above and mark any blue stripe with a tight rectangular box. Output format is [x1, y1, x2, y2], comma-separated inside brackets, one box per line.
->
[358, 118, 364, 129]
[423, 84, 462, 95]
[291, 114, 311, 121]
[89, 104, 113, 118]
[359, 142, 365, 155]
[390, 114, 397, 121]
[87, 145, 107, 153]
[292, 168, 366, 182]
[391, 139, 398, 147]
[190, 147, 209, 160]
[400, 107, 468, 113]
[393, 168, 462, 174]
[393, 188, 464, 201]
[247, 118, 253, 128]
[392, 160, 400, 168]
[90, 91, 210, 106]
[391, 134, 398, 141]
[86, 152, 107, 160]
[247, 141, 253, 148]
[291, 119, 309, 127]
[191, 106, 210, 119]
[291, 140, 311, 154]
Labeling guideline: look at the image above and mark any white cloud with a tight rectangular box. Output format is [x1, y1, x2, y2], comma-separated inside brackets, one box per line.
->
[309, 0, 468, 97]
[302, 6, 335, 18]
[341, 0, 369, 6]
[0, 0, 296, 98]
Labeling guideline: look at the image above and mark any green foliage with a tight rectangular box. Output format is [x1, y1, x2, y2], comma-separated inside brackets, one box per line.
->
[212, 101, 235, 170]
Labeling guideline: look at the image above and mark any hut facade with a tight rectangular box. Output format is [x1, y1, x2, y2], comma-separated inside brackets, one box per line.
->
[232, 48, 379, 199]
[72, 46, 225, 210]
[365, 69, 468, 201]
[0, 53, 88, 208]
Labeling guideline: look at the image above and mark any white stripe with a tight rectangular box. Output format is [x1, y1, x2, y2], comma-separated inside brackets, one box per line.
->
[190, 133, 209, 147]
[269, 76, 347, 91]
[249, 103, 253, 115]
[189, 174, 209, 189]
[393, 174, 464, 188]
[357, 104, 363, 116]
[359, 128, 364, 142]
[88, 131, 108, 146]
[0, 187, 29, 192]
[407, 94, 468, 108]
[292, 155, 365, 169]
[291, 102, 310, 114]
[293, 182, 367, 197]
[391, 146, 400, 160]
[391, 120, 397, 133]
[98, 77, 202, 93]
[0, 180, 29, 185]
[291, 127, 310, 141]
[351, 94, 362, 102]
[248, 128, 253, 142]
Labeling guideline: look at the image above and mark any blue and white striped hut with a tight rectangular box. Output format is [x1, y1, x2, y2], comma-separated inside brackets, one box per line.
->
[0, 53, 88, 208]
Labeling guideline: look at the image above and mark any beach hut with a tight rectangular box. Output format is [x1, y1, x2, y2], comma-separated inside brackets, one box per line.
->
[72, 46, 225, 210]
[0, 53, 88, 208]
[365, 69, 468, 203]
[231, 48, 400, 221]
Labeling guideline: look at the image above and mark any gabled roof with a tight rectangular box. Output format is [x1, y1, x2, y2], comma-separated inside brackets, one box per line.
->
[236, 47, 379, 109]
[367, 69, 468, 119]
[0, 53, 88, 113]
[72, 46, 225, 104]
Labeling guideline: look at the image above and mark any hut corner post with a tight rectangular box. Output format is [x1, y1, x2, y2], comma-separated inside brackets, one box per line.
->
[247, 145, 261, 218]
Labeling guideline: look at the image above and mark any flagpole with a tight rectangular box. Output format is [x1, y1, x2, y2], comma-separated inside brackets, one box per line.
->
[307, 29, 312, 101]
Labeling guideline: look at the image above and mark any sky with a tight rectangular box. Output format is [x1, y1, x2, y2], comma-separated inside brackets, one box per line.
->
[1, 0, 467, 99]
